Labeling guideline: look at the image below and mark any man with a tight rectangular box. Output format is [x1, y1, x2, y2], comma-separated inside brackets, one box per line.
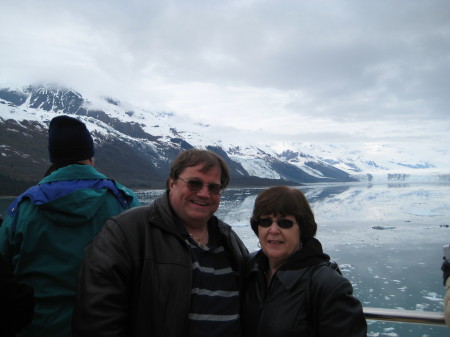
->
[72, 148, 248, 337]
[0, 115, 139, 337]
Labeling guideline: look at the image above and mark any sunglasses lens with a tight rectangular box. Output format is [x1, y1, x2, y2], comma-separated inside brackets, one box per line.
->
[208, 184, 222, 195]
[277, 219, 294, 228]
[258, 218, 273, 227]
[187, 180, 203, 191]
[257, 218, 294, 228]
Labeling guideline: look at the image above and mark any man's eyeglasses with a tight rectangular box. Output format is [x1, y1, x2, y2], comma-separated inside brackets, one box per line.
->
[256, 217, 296, 229]
[177, 177, 223, 195]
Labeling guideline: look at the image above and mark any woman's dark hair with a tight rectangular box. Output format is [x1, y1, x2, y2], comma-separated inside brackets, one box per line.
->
[250, 186, 317, 242]
[165, 148, 230, 191]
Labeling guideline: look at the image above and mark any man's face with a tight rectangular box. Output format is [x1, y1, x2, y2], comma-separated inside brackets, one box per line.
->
[169, 163, 222, 229]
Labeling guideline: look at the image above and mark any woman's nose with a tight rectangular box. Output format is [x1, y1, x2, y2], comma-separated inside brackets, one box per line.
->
[268, 223, 281, 233]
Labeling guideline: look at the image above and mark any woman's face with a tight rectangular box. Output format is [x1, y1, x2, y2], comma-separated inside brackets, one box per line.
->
[257, 214, 301, 270]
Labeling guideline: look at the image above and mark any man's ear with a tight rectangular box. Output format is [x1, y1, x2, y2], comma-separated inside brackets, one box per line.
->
[169, 178, 181, 197]
[169, 178, 175, 191]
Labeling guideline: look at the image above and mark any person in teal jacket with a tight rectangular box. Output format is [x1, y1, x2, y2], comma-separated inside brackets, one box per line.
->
[0, 115, 140, 337]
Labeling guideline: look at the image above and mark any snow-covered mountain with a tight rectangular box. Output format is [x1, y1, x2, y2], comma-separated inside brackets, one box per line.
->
[0, 84, 447, 194]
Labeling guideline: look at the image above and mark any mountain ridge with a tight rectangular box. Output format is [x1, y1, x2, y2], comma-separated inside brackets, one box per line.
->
[0, 84, 446, 195]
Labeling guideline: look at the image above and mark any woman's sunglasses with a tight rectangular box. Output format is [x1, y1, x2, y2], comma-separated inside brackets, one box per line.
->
[256, 217, 296, 229]
[178, 177, 223, 195]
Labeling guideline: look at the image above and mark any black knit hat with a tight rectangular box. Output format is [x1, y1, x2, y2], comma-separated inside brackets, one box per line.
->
[48, 115, 94, 163]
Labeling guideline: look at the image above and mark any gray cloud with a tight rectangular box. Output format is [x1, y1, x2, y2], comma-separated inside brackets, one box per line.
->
[1, 0, 449, 164]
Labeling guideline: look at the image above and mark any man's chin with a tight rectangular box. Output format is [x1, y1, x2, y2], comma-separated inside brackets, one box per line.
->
[186, 212, 214, 224]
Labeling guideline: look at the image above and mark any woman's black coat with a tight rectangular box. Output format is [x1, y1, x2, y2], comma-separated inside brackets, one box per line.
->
[241, 238, 367, 337]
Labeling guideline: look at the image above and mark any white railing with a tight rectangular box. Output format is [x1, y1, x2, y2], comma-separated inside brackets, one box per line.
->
[364, 307, 446, 326]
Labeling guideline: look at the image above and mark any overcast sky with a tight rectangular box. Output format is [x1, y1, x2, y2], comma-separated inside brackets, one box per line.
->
[1, 0, 449, 165]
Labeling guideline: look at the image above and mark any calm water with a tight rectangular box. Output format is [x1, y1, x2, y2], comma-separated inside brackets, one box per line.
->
[2, 182, 449, 336]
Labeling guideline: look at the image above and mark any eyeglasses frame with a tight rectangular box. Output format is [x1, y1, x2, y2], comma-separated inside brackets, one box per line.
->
[177, 177, 224, 195]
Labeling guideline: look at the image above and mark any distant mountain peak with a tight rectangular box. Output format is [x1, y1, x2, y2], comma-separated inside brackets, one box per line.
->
[0, 83, 446, 195]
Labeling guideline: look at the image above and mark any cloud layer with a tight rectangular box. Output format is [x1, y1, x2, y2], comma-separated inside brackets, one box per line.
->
[1, 0, 449, 165]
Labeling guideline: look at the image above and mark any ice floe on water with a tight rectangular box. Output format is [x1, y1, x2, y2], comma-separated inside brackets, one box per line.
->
[372, 226, 396, 230]
[422, 291, 443, 303]
[401, 206, 443, 217]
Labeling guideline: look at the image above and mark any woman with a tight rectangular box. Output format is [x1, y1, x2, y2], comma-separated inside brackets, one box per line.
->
[241, 186, 367, 337]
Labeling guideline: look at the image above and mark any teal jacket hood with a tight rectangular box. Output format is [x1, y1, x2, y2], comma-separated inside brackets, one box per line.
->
[8, 164, 138, 228]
